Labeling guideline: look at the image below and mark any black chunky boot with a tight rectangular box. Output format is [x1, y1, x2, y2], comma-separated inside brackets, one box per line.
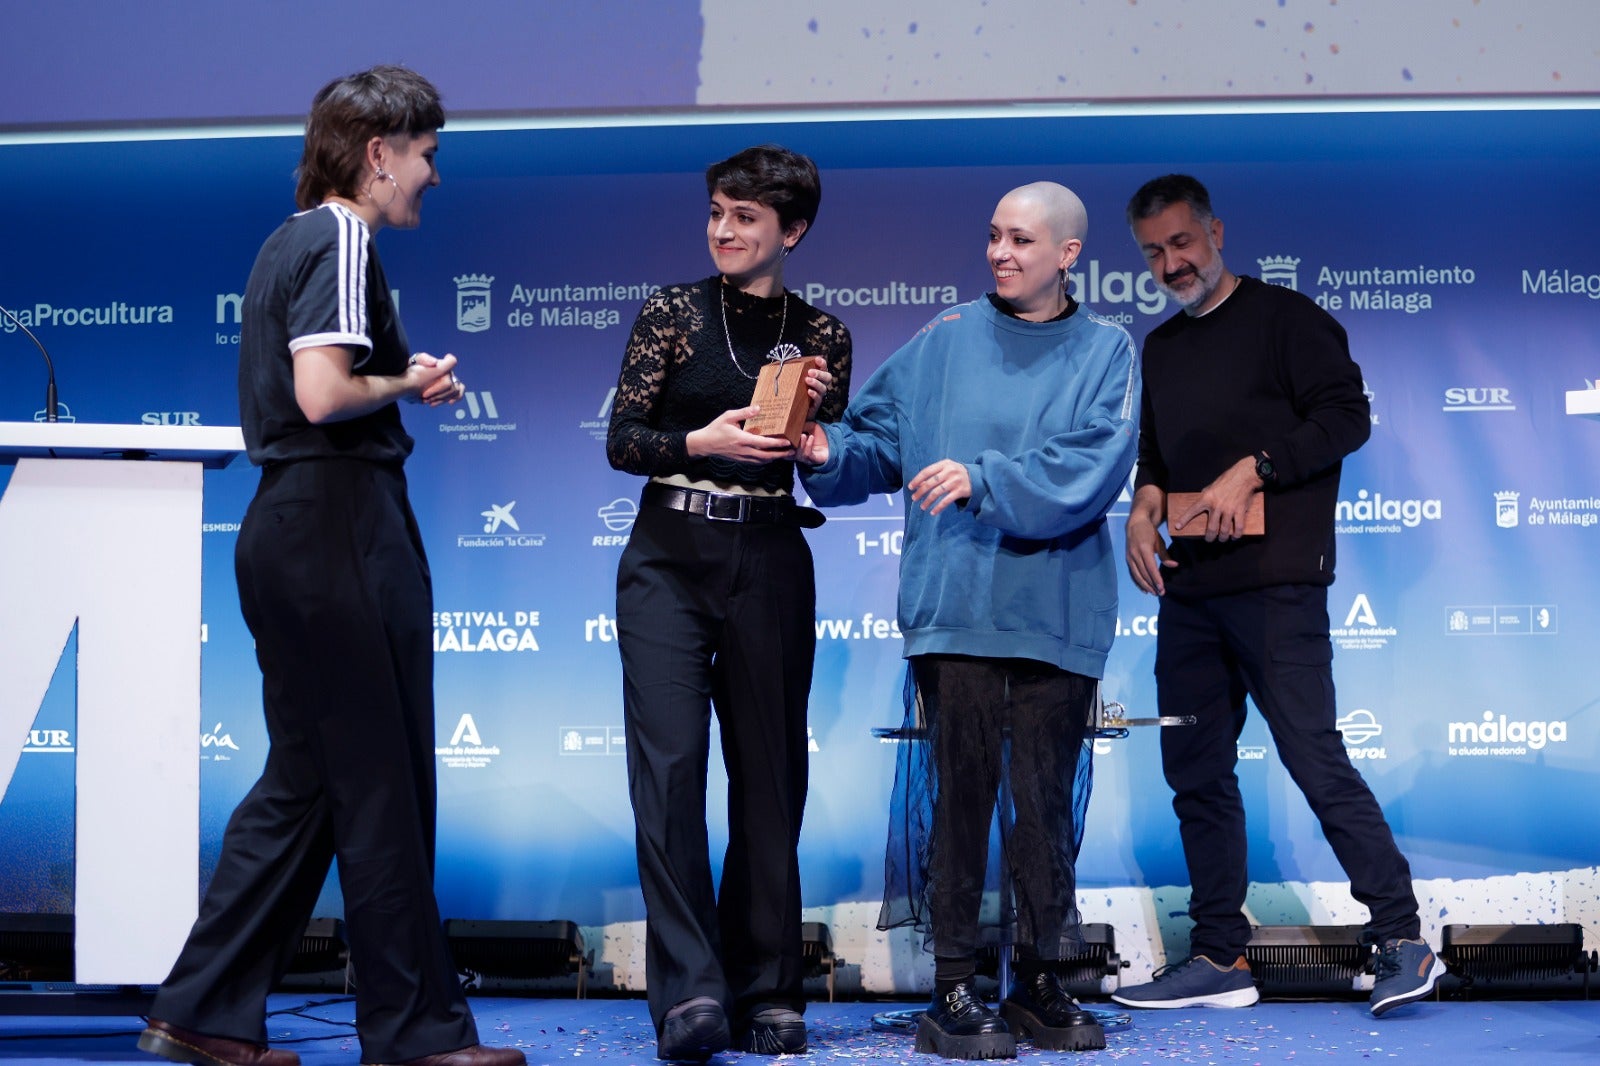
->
[914, 981, 1017, 1060]
[1000, 971, 1106, 1051]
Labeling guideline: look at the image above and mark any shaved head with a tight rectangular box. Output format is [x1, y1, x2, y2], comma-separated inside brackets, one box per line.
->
[999, 181, 1088, 244]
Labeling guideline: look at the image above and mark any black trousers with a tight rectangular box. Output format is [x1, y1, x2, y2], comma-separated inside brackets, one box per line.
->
[1155, 584, 1421, 961]
[616, 501, 814, 1033]
[150, 458, 476, 1064]
[917, 654, 1094, 963]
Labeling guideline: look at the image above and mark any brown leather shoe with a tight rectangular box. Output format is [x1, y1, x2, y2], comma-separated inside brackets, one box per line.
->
[363, 1045, 528, 1066]
[138, 1018, 300, 1066]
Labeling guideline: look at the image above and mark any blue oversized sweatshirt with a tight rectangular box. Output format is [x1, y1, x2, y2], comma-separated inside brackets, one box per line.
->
[801, 297, 1141, 678]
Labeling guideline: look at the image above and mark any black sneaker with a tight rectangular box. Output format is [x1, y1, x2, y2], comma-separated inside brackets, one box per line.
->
[1000, 972, 1106, 1052]
[740, 1007, 807, 1054]
[914, 981, 1017, 1060]
[658, 996, 731, 1062]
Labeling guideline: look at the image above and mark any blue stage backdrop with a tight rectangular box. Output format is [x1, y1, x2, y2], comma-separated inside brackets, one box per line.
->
[2, 106, 1597, 986]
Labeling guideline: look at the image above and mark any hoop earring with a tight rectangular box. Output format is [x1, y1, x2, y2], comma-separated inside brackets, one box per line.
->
[369, 168, 398, 210]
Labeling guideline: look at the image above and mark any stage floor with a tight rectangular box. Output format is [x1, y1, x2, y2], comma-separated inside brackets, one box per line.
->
[1, 995, 1595, 1064]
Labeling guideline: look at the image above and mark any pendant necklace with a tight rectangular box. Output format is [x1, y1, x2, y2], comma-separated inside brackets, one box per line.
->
[720, 282, 800, 389]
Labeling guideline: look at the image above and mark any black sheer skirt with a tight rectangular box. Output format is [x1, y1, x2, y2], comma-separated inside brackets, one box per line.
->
[877, 656, 1096, 960]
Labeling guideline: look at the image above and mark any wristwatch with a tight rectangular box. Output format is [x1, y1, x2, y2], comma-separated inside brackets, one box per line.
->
[1255, 451, 1278, 486]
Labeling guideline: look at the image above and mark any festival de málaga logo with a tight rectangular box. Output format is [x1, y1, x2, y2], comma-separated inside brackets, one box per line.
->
[433, 609, 541, 652]
[454, 274, 493, 332]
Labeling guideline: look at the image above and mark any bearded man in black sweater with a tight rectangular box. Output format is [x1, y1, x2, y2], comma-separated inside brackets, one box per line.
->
[1112, 174, 1442, 1020]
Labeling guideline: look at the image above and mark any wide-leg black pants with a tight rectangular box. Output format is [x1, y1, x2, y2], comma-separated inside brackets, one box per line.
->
[150, 458, 476, 1064]
[1155, 584, 1421, 962]
[616, 501, 814, 1033]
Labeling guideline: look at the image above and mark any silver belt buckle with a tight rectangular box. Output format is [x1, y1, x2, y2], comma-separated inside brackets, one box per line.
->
[702, 492, 746, 521]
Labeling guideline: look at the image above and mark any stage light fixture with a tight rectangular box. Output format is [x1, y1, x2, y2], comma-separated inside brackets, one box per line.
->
[977, 922, 1124, 997]
[443, 919, 588, 997]
[0, 913, 74, 983]
[1439, 923, 1595, 998]
[288, 917, 348, 974]
[271, 917, 352, 993]
[1244, 925, 1370, 998]
[800, 921, 838, 1000]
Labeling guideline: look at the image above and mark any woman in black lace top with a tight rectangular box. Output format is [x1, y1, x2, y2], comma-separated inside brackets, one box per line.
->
[606, 145, 851, 1061]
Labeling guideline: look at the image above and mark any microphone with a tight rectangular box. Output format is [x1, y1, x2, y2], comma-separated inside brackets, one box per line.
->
[0, 302, 59, 422]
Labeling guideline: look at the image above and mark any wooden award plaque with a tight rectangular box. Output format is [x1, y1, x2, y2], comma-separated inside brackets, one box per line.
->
[742, 359, 810, 447]
[1167, 491, 1265, 537]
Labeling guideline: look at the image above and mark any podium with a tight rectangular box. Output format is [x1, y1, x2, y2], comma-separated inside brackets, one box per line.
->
[0, 422, 245, 986]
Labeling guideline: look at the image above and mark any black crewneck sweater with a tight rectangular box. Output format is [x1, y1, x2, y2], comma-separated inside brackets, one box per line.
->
[1134, 275, 1371, 597]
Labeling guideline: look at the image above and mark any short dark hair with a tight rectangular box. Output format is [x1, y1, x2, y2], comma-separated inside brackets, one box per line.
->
[295, 65, 445, 211]
[1126, 174, 1214, 227]
[705, 145, 822, 247]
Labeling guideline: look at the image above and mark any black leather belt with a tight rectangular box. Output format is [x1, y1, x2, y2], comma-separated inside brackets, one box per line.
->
[642, 483, 825, 529]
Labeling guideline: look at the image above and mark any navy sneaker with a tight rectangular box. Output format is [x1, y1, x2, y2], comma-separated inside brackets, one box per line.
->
[1111, 955, 1260, 1009]
[915, 981, 1017, 1060]
[1370, 938, 1445, 1017]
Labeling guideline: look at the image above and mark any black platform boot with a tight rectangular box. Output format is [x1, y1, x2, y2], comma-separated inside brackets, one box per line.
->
[999, 971, 1106, 1052]
[915, 981, 1017, 1060]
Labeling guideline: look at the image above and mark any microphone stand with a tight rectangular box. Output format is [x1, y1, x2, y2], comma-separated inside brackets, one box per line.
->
[0, 302, 60, 422]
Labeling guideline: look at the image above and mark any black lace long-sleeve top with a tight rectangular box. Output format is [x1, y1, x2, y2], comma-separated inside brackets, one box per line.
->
[607, 275, 853, 493]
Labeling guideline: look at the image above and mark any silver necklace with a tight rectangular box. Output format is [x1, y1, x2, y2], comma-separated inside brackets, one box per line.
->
[719, 282, 798, 380]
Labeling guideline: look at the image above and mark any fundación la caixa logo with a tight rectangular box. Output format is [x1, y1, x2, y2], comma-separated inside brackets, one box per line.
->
[458, 500, 545, 550]
[454, 274, 494, 332]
